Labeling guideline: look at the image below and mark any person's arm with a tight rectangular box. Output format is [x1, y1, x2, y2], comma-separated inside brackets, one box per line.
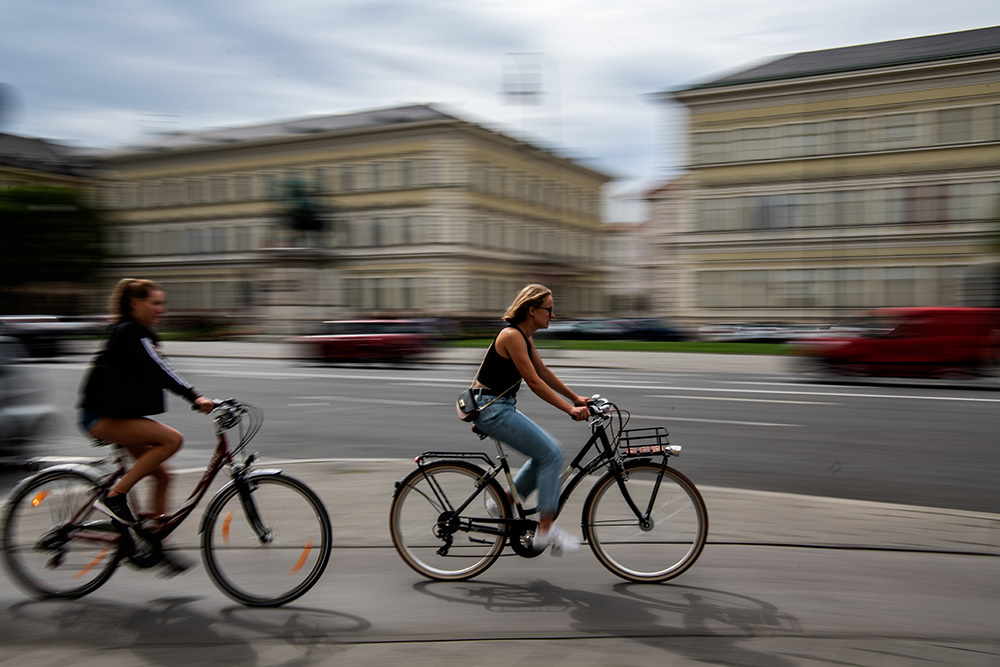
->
[499, 328, 589, 421]
[533, 353, 590, 407]
[128, 326, 213, 413]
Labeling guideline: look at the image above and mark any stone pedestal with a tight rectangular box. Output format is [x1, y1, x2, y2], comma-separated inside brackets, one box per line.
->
[254, 247, 341, 336]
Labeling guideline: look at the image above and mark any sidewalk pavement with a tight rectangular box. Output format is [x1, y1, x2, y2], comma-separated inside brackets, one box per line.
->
[162, 458, 999, 558]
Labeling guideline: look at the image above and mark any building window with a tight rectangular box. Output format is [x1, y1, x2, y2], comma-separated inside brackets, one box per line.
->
[884, 267, 915, 306]
[832, 118, 867, 154]
[882, 113, 919, 149]
[340, 165, 355, 192]
[937, 107, 972, 145]
[736, 127, 770, 161]
[210, 176, 228, 201]
[905, 185, 948, 223]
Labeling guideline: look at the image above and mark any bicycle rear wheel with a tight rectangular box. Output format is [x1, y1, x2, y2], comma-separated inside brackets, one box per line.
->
[389, 460, 508, 581]
[201, 474, 332, 607]
[584, 460, 708, 583]
[1, 469, 122, 599]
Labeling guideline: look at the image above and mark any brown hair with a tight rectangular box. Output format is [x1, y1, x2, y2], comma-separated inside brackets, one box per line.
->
[502, 284, 552, 324]
[109, 278, 163, 321]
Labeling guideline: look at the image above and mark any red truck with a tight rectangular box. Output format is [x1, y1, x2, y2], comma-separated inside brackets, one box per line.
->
[790, 307, 1000, 379]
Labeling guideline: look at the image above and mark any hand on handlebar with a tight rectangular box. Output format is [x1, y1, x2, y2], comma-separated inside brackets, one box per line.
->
[193, 396, 216, 414]
[568, 404, 590, 421]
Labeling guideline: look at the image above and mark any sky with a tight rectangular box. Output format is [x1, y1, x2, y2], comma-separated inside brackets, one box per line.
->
[2, 1, 999, 220]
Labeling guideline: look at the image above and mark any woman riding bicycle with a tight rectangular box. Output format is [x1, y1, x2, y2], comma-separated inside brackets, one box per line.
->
[79, 279, 214, 530]
[471, 284, 590, 555]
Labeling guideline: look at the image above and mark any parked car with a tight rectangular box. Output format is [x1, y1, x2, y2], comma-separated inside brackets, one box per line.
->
[0, 315, 108, 358]
[541, 319, 626, 340]
[611, 318, 690, 341]
[285, 319, 434, 363]
[0, 335, 58, 461]
[789, 307, 1000, 379]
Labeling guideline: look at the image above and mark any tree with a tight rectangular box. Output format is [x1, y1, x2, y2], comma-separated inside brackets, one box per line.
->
[0, 185, 106, 312]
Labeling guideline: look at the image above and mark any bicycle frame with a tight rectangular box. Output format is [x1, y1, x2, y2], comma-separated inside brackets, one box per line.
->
[45, 404, 268, 552]
[415, 408, 670, 530]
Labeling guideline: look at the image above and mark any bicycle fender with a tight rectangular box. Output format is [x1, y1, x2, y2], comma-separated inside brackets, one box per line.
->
[7, 463, 106, 498]
[198, 469, 284, 532]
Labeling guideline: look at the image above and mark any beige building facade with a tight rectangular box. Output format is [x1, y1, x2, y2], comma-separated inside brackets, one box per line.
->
[654, 26, 1000, 326]
[99, 105, 610, 334]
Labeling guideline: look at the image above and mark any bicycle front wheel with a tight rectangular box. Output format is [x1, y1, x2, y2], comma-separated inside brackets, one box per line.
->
[389, 460, 508, 581]
[201, 474, 332, 607]
[584, 461, 708, 583]
[1, 469, 122, 599]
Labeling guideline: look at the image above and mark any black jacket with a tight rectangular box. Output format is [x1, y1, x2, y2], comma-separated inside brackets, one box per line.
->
[80, 317, 200, 417]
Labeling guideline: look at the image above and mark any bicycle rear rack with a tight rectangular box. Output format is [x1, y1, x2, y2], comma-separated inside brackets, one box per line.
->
[618, 427, 681, 458]
[415, 451, 494, 467]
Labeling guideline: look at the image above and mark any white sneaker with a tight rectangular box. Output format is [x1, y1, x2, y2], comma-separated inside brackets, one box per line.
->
[532, 524, 581, 556]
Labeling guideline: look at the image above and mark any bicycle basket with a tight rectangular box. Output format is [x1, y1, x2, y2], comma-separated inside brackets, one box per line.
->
[618, 426, 671, 457]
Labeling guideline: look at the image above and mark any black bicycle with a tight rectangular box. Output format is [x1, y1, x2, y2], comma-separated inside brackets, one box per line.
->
[389, 396, 708, 582]
[1, 399, 333, 607]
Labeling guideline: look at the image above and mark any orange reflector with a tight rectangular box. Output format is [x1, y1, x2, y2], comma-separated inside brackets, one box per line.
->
[222, 511, 233, 544]
[289, 539, 313, 575]
[31, 491, 50, 508]
[75, 546, 110, 578]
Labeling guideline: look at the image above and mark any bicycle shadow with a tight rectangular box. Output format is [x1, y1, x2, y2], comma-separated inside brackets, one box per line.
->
[413, 579, 802, 666]
[3, 596, 371, 667]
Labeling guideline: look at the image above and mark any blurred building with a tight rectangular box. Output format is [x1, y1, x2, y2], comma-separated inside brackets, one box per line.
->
[98, 104, 610, 334]
[602, 221, 648, 316]
[655, 25, 1000, 326]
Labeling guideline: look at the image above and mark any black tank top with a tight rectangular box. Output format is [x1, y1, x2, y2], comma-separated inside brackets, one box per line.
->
[477, 325, 532, 396]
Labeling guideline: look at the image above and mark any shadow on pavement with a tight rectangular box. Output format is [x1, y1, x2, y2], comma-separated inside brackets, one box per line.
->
[3, 596, 371, 666]
[414, 578, 802, 666]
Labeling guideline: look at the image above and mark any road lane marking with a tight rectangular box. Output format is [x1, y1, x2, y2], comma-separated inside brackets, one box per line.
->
[294, 395, 440, 407]
[650, 394, 837, 405]
[629, 414, 802, 427]
[163, 368, 1000, 404]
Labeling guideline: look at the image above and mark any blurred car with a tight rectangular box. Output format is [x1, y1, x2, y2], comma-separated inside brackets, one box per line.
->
[698, 322, 795, 343]
[611, 318, 690, 341]
[0, 315, 107, 358]
[286, 319, 433, 363]
[789, 307, 1000, 379]
[0, 335, 58, 461]
[541, 319, 626, 340]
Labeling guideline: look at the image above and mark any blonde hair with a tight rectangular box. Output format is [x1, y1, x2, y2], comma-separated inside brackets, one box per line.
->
[110, 278, 163, 321]
[503, 284, 552, 324]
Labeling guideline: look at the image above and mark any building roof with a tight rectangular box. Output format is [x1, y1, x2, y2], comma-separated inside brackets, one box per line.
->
[105, 102, 612, 180]
[678, 25, 1000, 92]
[0, 132, 94, 176]
[115, 104, 454, 154]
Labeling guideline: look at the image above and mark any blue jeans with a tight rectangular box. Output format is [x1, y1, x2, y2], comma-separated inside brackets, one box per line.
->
[473, 395, 564, 515]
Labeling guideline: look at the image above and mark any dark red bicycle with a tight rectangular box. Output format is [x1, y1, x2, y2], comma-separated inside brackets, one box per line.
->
[1, 399, 332, 607]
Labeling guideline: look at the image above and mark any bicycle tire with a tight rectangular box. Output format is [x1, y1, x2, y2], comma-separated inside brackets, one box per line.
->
[1, 469, 122, 599]
[201, 473, 332, 607]
[583, 460, 708, 583]
[389, 460, 509, 581]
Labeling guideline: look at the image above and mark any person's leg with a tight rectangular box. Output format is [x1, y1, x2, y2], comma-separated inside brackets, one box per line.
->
[480, 405, 563, 525]
[90, 418, 183, 507]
